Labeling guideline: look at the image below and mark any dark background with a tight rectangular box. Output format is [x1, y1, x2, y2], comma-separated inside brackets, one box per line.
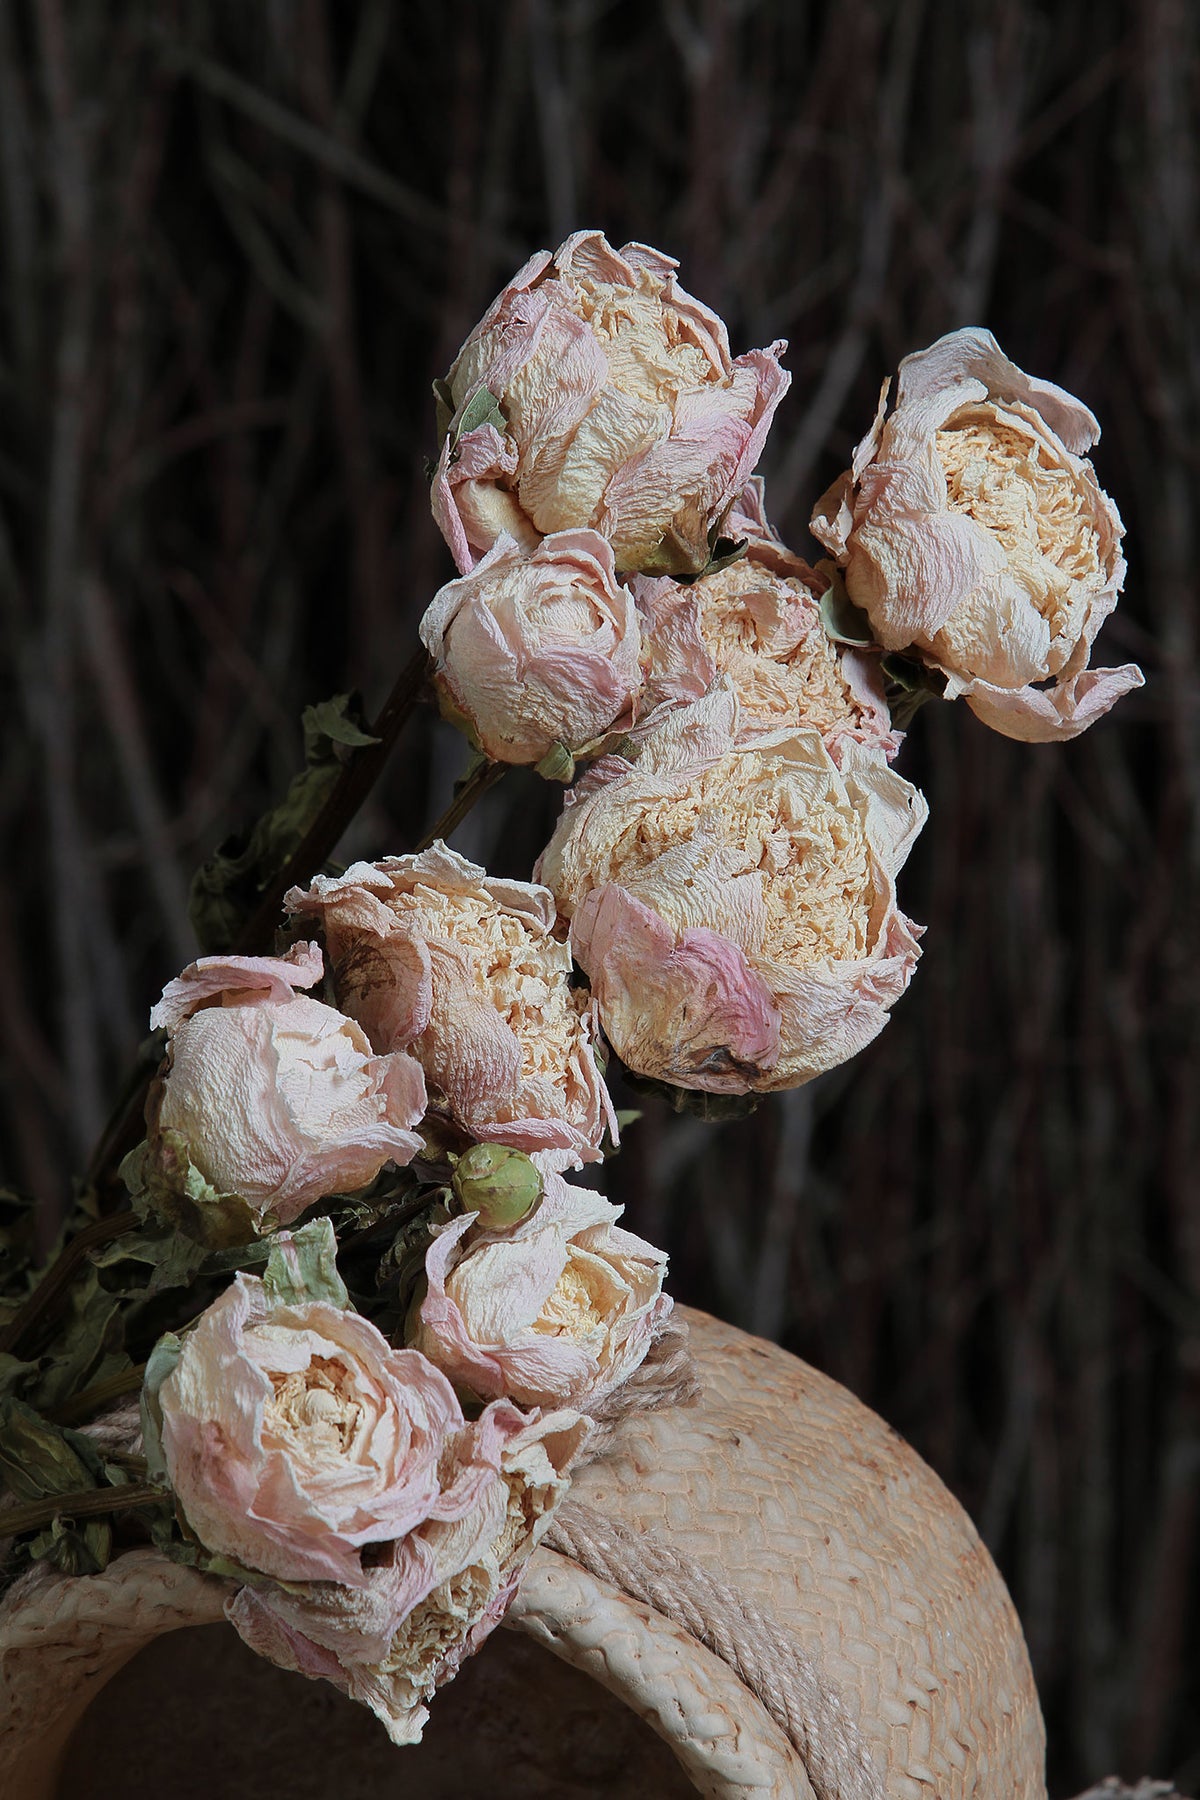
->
[1, 1, 1196, 1789]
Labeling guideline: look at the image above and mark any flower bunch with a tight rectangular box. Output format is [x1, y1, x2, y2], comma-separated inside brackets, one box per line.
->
[0, 231, 1142, 1753]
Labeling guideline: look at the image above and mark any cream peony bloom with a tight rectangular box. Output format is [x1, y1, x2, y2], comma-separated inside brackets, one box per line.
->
[810, 328, 1143, 740]
[154, 1268, 498, 1587]
[418, 529, 642, 766]
[136, 943, 425, 1236]
[285, 845, 614, 1163]
[432, 230, 789, 577]
[537, 686, 926, 1093]
[226, 1405, 585, 1745]
[635, 479, 899, 767]
[414, 1162, 671, 1409]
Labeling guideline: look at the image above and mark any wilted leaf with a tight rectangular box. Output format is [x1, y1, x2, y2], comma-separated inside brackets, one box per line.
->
[188, 692, 378, 953]
[880, 652, 947, 728]
[622, 1070, 761, 1122]
[121, 1135, 266, 1251]
[29, 1264, 129, 1412]
[453, 384, 505, 447]
[817, 562, 877, 648]
[140, 1332, 183, 1484]
[262, 1216, 349, 1311]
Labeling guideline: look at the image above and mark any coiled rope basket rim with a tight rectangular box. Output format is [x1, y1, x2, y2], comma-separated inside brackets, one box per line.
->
[1, 1305, 1050, 1799]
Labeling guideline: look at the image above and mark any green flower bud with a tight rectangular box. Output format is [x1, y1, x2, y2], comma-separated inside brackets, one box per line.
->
[451, 1144, 543, 1230]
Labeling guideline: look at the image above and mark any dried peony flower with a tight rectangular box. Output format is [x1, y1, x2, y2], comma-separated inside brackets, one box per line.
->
[537, 686, 926, 1093]
[129, 943, 425, 1240]
[810, 328, 1143, 741]
[414, 1160, 671, 1409]
[634, 478, 899, 766]
[418, 529, 642, 767]
[431, 230, 789, 578]
[285, 845, 614, 1164]
[151, 1259, 497, 1588]
[226, 1404, 585, 1745]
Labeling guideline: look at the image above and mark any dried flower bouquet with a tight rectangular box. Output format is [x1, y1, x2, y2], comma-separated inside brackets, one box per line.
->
[0, 232, 1141, 1749]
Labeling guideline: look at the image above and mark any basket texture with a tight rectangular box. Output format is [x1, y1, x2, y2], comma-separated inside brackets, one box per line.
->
[0, 1305, 1047, 1798]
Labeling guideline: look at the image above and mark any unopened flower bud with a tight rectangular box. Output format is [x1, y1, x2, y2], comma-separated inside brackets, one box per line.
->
[452, 1143, 544, 1229]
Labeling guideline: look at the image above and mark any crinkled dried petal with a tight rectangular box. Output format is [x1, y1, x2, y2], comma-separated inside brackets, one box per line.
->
[419, 530, 642, 765]
[416, 1165, 670, 1407]
[809, 328, 1141, 739]
[538, 686, 926, 1093]
[432, 229, 789, 577]
[287, 844, 614, 1162]
[147, 946, 426, 1230]
[149, 941, 324, 1031]
[158, 1276, 482, 1587]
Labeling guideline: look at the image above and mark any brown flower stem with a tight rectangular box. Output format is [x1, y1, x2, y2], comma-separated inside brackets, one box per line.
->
[47, 1364, 148, 1428]
[417, 756, 506, 851]
[235, 643, 431, 954]
[0, 1211, 137, 1358]
[1, 1482, 162, 1538]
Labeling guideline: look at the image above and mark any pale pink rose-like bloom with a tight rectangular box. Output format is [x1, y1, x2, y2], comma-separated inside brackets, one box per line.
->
[536, 686, 927, 1094]
[227, 1405, 586, 1745]
[432, 230, 790, 578]
[418, 529, 642, 766]
[810, 328, 1143, 741]
[414, 1161, 671, 1409]
[147, 942, 425, 1230]
[285, 845, 615, 1164]
[634, 478, 899, 768]
[157, 1271, 499, 1588]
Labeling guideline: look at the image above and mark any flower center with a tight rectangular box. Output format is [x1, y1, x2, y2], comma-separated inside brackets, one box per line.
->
[387, 886, 592, 1128]
[936, 403, 1102, 639]
[572, 269, 725, 406]
[536, 1256, 608, 1341]
[606, 754, 874, 968]
[696, 562, 865, 735]
[267, 1357, 362, 1461]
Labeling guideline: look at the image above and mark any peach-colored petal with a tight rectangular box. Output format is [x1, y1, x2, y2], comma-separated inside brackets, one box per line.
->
[809, 328, 1140, 740]
[149, 941, 324, 1031]
[416, 1165, 670, 1407]
[432, 230, 789, 577]
[288, 845, 614, 1163]
[961, 661, 1145, 742]
[419, 530, 642, 765]
[573, 884, 781, 1092]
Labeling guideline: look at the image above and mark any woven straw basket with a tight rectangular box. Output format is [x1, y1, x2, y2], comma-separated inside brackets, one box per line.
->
[0, 1306, 1046, 1799]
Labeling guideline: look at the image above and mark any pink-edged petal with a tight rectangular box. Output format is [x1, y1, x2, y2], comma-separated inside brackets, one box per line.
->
[575, 883, 781, 1091]
[150, 941, 324, 1031]
[962, 661, 1145, 742]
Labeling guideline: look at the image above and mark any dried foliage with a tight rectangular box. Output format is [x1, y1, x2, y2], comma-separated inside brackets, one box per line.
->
[0, 0, 1196, 1789]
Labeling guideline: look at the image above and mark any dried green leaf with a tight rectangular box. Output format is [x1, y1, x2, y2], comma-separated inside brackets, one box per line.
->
[140, 1332, 183, 1484]
[28, 1512, 110, 1577]
[121, 1135, 267, 1251]
[880, 652, 947, 729]
[621, 1070, 762, 1122]
[90, 1210, 211, 1298]
[262, 1216, 349, 1311]
[188, 692, 378, 954]
[453, 384, 505, 445]
[0, 1398, 105, 1502]
[817, 562, 877, 648]
[29, 1265, 128, 1412]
